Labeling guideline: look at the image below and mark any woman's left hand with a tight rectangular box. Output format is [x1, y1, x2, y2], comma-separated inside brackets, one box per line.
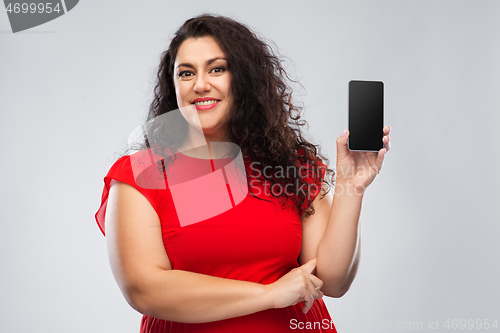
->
[335, 126, 391, 193]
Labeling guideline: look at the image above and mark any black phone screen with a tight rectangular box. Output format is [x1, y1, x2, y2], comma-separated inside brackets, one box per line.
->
[348, 80, 384, 151]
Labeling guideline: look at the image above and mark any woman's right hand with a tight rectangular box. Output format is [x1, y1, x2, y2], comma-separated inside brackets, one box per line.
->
[265, 258, 324, 314]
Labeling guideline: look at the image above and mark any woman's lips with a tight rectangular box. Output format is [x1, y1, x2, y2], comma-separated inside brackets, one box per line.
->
[193, 100, 221, 110]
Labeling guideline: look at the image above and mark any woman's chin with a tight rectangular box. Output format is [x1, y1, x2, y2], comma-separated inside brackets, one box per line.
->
[199, 125, 226, 140]
[199, 125, 215, 133]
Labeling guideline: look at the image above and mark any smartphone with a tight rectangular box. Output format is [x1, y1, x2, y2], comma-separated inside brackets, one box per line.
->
[348, 80, 384, 151]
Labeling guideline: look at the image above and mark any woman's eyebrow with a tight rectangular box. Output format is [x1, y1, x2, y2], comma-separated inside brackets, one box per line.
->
[176, 57, 227, 69]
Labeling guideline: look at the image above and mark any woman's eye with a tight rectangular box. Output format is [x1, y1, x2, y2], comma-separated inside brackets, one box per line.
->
[178, 71, 193, 78]
[211, 66, 226, 73]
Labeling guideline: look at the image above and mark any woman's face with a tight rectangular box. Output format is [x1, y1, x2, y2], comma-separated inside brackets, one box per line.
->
[173, 36, 233, 140]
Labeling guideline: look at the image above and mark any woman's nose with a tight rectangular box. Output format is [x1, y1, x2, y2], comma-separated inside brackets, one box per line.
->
[194, 74, 210, 93]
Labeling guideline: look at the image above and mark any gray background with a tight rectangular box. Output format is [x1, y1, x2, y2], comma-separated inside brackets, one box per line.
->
[1, 0, 499, 332]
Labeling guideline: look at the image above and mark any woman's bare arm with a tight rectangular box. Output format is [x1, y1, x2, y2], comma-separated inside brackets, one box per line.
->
[105, 180, 276, 323]
[138, 269, 273, 323]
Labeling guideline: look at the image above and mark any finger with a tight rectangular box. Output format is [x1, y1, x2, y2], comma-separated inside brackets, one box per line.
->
[308, 274, 324, 290]
[301, 293, 314, 314]
[307, 278, 319, 298]
[384, 135, 391, 153]
[299, 258, 317, 274]
[383, 125, 391, 136]
[307, 279, 321, 301]
[303, 276, 322, 313]
[383, 135, 390, 153]
[375, 148, 386, 171]
[297, 290, 323, 306]
[337, 129, 350, 157]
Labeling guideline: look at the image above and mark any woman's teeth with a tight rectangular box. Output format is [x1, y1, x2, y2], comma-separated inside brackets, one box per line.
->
[194, 100, 219, 106]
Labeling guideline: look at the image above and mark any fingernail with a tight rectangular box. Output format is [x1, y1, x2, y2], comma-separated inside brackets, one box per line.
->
[342, 129, 347, 137]
[388, 125, 391, 131]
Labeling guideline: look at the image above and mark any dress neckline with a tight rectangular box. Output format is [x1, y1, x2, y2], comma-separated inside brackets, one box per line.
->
[175, 150, 234, 160]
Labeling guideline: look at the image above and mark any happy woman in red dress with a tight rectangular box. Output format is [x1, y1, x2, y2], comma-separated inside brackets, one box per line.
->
[95, 14, 391, 332]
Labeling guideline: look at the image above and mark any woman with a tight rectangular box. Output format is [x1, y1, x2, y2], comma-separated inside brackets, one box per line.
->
[95, 14, 391, 332]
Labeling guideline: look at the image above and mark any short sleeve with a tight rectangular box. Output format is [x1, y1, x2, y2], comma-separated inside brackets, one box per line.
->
[95, 155, 158, 237]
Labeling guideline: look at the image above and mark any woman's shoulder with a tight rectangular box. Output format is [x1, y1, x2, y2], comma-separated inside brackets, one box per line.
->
[96, 151, 162, 237]
[104, 149, 171, 192]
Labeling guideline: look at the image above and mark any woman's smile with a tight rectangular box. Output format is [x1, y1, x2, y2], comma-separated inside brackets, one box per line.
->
[192, 97, 221, 110]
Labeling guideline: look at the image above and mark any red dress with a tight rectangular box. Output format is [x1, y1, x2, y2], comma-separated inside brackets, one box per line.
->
[95, 149, 338, 333]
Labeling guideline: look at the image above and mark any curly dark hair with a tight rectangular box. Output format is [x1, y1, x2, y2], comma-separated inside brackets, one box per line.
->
[136, 13, 335, 217]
